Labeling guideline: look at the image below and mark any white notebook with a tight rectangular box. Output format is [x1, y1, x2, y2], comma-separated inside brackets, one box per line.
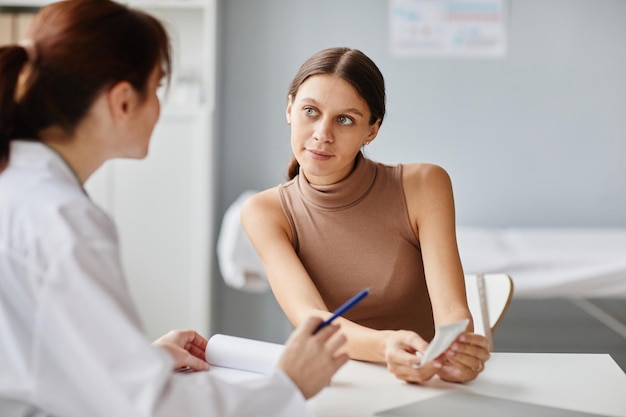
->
[375, 391, 608, 417]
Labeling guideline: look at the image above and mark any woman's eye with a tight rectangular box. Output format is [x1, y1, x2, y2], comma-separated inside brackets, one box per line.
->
[304, 107, 318, 117]
[337, 115, 354, 126]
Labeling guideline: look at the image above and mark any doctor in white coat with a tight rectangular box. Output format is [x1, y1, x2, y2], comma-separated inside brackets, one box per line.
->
[0, 1, 348, 416]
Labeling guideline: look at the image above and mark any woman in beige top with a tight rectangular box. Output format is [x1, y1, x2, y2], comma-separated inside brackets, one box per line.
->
[242, 47, 490, 384]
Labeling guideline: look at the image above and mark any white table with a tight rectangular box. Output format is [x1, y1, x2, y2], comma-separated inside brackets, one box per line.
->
[309, 352, 626, 417]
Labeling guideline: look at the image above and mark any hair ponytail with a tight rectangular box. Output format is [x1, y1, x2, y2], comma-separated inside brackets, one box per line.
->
[0, 0, 171, 172]
[287, 156, 300, 180]
[0, 46, 28, 171]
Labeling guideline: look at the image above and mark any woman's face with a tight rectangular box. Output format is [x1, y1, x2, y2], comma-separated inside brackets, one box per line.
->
[126, 66, 163, 158]
[287, 74, 380, 186]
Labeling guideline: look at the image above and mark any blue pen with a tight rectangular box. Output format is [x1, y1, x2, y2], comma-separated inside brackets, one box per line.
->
[313, 288, 370, 334]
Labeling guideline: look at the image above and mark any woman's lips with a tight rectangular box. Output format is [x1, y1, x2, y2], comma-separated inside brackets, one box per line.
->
[306, 149, 333, 160]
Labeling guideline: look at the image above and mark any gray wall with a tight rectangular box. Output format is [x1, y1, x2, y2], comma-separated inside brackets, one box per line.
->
[212, 0, 626, 342]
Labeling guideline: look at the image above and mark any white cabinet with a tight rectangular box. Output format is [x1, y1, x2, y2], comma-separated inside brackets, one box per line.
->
[1, 0, 217, 340]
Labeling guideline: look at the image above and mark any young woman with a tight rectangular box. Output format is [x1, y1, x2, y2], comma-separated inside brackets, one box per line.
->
[242, 47, 491, 384]
[0, 2, 347, 416]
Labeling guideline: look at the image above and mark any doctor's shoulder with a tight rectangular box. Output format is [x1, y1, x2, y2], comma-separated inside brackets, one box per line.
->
[31, 182, 117, 254]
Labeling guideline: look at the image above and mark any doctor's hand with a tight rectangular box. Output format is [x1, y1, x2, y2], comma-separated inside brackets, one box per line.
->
[277, 316, 349, 400]
[385, 330, 443, 384]
[437, 332, 490, 383]
[153, 329, 210, 372]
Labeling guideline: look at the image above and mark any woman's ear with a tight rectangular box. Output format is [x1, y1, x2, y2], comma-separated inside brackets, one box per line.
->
[286, 95, 293, 125]
[365, 118, 381, 143]
[107, 81, 136, 122]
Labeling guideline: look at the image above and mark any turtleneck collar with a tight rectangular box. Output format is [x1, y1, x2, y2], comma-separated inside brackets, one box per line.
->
[296, 152, 378, 210]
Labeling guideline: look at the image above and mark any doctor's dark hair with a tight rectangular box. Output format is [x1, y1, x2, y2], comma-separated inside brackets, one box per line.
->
[0, 0, 171, 172]
[285, 47, 386, 180]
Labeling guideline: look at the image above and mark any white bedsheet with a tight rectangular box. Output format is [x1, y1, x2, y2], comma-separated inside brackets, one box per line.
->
[218, 192, 626, 298]
[217, 191, 269, 292]
[457, 227, 626, 298]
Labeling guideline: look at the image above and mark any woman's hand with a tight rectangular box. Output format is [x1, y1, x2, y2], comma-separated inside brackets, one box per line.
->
[277, 316, 349, 399]
[436, 332, 491, 382]
[384, 330, 443, 384]
[153, 329, 210, 371]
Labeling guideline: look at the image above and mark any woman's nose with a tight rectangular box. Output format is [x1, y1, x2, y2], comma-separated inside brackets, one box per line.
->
[313, 118, 334, 143]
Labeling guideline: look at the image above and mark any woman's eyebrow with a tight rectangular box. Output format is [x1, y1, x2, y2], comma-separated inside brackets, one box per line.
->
[299, 97, 365, 118]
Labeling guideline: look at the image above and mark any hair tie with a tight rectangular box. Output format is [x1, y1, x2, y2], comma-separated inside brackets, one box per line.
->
[19, 39, 37, 62]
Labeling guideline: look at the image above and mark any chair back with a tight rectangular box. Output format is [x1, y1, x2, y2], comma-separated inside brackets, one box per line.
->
[464, 273, 514, 349]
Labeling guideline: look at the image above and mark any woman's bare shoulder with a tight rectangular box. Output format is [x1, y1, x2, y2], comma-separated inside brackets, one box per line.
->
[402, 162, 452, 190]
[241, 186, 286, 227]
[243, 187, 280, 209]
[401, 163, 456, 233]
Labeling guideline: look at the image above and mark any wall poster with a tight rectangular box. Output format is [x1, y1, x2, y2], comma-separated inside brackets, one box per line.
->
[390, 0, 508, 58]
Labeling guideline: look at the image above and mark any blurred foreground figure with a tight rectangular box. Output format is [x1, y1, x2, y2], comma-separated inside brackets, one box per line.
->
[0, 1, 347, 416]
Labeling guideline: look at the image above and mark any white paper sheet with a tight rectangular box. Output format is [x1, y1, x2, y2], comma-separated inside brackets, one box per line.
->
[416, 318, 469, 366]
[205, 334, 285, 382]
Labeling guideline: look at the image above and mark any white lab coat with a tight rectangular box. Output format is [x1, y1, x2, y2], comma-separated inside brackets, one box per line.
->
[0, 141, 314, 417]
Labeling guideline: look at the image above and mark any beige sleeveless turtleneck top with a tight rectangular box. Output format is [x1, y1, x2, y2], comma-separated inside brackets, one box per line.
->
[279, 153, 435, 341]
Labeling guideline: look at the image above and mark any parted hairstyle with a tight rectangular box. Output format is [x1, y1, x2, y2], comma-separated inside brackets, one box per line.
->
[0, 0, 172, 171]
[286, 47, 386, 180]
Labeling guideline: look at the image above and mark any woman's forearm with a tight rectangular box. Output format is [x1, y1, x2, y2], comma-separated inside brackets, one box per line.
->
[290, 309, 391, 363]
[332, 317, 394, 363]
